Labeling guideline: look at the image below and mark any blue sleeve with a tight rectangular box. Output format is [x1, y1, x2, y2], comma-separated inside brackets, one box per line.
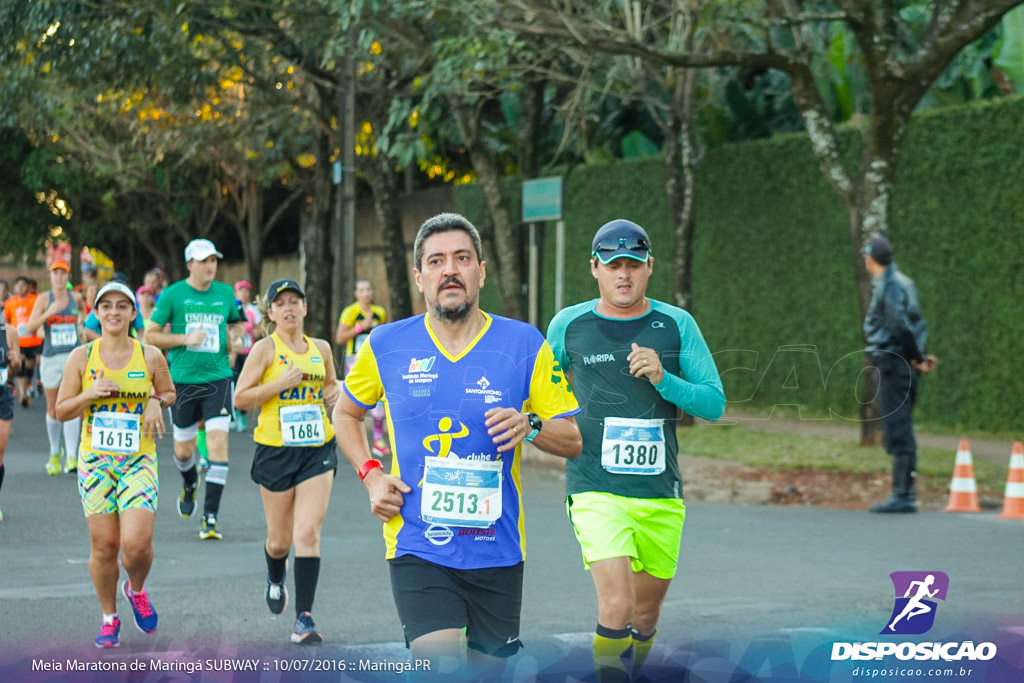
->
[652, 303, 726, 421]
[85, 311, 100, 333]
[134, 314, 144, 331]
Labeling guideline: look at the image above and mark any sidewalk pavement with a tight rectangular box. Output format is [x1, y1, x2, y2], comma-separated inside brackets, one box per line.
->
[720, 411, 1015, 466]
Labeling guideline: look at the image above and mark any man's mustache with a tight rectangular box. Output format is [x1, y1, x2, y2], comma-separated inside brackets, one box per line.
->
[438, 276, 465, 294]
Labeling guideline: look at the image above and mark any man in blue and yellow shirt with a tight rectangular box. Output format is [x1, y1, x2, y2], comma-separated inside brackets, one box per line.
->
[333, 213, 581, 677]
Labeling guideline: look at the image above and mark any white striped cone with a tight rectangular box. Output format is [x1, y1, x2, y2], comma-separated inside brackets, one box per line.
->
[945, 438, 982, 512]
[1000, 442, 1024, 519]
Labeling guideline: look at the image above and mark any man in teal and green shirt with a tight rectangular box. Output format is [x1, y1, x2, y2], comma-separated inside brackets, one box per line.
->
[146, 239, 245, 540]
[547, 219, 726, 683]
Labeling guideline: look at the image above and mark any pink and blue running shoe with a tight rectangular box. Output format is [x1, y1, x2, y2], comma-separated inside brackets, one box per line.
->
[95, 616, 120, 648]
[122, 580, 158, 633]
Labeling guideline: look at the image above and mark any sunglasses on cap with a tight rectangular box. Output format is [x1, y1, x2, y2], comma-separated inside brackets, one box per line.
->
[593, 236, 651, 253]
[591, 237, 651, 264]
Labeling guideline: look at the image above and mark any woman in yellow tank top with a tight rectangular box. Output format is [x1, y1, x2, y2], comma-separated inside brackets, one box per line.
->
[56, 282, 175, 649]
[233, 279, 341, 645]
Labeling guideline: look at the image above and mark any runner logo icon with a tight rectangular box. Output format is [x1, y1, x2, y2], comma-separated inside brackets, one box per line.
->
[882, 571, 949, 635]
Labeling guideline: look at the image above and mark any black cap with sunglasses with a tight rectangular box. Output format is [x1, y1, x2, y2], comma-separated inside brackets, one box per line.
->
[591, 219, 652, 264]
[265, 279, 305, 304]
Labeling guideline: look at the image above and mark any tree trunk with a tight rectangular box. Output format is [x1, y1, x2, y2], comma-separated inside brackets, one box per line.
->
[159, 230, 185, 282]
[244, 181, 265, 289]
[363, 155, 413, 320]
[666, 68, 699, 313]
[517, 77, 545, 178]
[850, 97, 909, 446]
[449, 98, 524, 320]
[302, 131, 335, 340]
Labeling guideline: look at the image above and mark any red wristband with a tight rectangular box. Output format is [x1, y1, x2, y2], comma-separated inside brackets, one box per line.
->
[358, 458, 383, 481]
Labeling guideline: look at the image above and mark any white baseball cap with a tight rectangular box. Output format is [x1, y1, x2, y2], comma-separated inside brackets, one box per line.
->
[95, 281, 137, 307]
[184, 238, 224, 262]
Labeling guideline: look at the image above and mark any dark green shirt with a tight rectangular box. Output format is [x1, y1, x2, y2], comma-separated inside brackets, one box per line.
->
[547, 299, 725, 499]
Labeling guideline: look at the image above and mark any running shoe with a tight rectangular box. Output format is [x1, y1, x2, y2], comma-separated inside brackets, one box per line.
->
[19, 396, 29, 408]
[177, 484, 196, 518]
[94, 616, 121, 648]
[372, 439, 390, 457]
[291, 612, 322, 644]
[122, 580, 158, 633]
[45, 452, 61, 476]
[64, 451, 78, 474]
[199, 514, 222, 540]
[266, 571, 288, 614]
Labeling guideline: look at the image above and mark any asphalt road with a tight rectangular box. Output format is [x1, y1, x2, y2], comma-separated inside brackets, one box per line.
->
[1, 398, 1022, 681]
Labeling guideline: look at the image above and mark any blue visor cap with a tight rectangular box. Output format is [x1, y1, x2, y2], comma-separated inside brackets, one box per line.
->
[591, 219, 652, 264]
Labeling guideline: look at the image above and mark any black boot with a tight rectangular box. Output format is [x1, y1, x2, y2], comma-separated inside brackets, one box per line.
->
[870, 453, 917, 513]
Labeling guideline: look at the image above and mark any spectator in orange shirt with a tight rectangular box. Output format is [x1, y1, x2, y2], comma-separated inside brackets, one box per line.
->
[3, 277, 43, 407]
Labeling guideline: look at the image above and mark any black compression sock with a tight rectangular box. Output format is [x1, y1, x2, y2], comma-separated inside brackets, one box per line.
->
[294, 556, 321, 616]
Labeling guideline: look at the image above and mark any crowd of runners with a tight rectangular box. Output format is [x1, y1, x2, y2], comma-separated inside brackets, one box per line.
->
[0, 215, 727, 683]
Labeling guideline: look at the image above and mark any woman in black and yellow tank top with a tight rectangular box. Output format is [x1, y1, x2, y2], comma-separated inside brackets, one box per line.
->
[56, 282, 175, 649]
[234, 279, 341, 645]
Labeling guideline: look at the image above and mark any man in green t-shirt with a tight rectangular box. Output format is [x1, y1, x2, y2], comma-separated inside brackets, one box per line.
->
[547, 219, 726, 682]
[146, 239, 245, 540]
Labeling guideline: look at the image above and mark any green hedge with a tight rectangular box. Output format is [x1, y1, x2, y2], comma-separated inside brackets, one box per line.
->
[454, 96, 1024, 432]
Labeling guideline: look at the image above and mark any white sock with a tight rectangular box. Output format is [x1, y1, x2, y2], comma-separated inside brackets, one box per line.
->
[45, 415, 62, 455]
[63, 418, 81, 460]
[103, 613, 118, 624]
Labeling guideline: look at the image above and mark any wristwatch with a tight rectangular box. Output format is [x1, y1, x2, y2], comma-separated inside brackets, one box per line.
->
[524, 413, 542, 442]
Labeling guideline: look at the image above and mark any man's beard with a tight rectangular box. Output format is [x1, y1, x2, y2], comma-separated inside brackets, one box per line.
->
[433, 297, 474, 323]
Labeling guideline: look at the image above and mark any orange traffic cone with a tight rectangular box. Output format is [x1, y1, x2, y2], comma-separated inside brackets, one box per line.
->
[999, 442, 1024, 519]
[945, 439, 982, 512]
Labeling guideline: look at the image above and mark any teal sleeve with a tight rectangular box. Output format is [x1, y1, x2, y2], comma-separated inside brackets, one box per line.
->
[545, 302, 592, 390]
[653, 303, 726, 421]
[545, 309, 573, 374]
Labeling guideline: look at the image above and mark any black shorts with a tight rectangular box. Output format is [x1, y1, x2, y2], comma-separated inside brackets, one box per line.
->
[389, 554, 524, 658]
[0, 384, 12, 420]
[17, 345, 40, 375]
[172, 378, 233, 428]
[250, 439, 338, 492]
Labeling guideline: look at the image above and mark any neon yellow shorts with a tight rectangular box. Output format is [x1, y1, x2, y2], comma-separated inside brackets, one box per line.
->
[78, 450, 159, 517]
[566, 491, 685, 580]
